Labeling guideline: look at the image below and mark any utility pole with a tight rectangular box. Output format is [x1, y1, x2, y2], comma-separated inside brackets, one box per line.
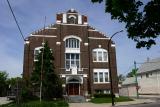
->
[134, 61, 139, 98]
[40, 17, 46, 102]
[108, 30, 123, 106]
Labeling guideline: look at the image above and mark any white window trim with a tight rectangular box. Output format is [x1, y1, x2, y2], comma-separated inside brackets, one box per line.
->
[68, 15, 76, 19]
[63, 13, 67, 23]
[78, 15, 82, 24]
[65, 53, 81, 70]
[92, 48, 108, 62]
[93, 69, 110, 84]
[63, 35, 82, 42]
[34, 46, 43, 61]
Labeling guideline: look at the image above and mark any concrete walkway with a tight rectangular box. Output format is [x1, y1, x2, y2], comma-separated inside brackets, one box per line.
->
[69, 99, 156, 107]
[0, 97, 12, 105]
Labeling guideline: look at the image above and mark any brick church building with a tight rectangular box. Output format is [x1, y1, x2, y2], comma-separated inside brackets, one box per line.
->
[23, 9, 119, 97]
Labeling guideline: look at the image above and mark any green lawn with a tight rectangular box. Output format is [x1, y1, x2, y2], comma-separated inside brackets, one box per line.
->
[91, 96, 133, 104]
[0, 100, 68, 107]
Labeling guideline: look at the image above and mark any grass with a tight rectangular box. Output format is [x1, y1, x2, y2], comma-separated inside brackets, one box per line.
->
[0, 100, 68, 107]
[91, 96, 133, 104]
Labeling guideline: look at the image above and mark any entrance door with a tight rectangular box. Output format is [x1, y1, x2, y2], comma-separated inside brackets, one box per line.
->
[67, 83, 79, 95]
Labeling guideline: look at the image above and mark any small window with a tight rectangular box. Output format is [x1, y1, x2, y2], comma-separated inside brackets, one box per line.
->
[94, 72, 98, 82]
[65, 53, 80, 69]
[92, 48, 108, 62]
[68, 17, 76, 24]
[99, 72, 103, 82]
[93, 51, 97, 61]
[98, 51, 102, 61]
[146, 73, 149, 78]
[93, 69, 109, 83]
[105, 72, 109, 82]
[34, 47, 43, 61]
[65, 38, 79, 48]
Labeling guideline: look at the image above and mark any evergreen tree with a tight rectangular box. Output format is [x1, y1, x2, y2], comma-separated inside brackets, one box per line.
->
[0, 71, 8, 96]
[31, 41, 62, 100]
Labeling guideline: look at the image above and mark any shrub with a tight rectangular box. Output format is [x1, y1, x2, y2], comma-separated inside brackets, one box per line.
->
[94, 94, 112, 98]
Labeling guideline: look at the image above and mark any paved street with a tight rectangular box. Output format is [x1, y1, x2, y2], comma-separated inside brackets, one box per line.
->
[69, 98, 156, 107]
[117, 102, 160, 107]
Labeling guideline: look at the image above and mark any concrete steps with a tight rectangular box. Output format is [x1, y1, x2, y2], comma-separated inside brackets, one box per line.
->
[68, 95, 86, 103]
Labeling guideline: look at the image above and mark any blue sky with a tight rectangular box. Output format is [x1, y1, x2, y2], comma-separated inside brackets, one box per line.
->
[0, 0, 159, 77]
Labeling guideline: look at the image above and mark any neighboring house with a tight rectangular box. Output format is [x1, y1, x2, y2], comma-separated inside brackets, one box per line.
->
[119, 77, 137, 97]
[23, 9, 119, 98]
[137, 57, 160, 95]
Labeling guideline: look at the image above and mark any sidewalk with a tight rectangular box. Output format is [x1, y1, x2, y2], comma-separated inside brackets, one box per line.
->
[0, 97, 12, 105]
[69, 98, 155, 107]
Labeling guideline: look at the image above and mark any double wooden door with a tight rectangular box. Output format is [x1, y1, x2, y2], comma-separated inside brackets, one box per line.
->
[67, 83, 79, 95]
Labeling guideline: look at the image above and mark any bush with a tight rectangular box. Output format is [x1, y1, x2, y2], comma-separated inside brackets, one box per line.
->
[21, 87, 38, 102]
[94, 94, 112, 98]
[0, 100, 68, 107]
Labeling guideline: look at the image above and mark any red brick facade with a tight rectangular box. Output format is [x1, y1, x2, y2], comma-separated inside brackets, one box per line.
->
[23, 9, 119, 97]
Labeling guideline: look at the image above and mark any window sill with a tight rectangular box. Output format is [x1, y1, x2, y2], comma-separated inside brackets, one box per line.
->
[93, 61, 108, 63]
[93, 82, 110, 84]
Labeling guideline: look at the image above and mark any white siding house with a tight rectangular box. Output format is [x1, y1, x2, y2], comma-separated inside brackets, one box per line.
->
[137, 58, 160, 95]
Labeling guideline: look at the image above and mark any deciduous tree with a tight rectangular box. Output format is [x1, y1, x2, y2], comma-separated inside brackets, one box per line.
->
[91, 0, 160, 49]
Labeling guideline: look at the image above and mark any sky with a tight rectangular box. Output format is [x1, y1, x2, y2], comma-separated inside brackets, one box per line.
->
[0, 0, 159, 77]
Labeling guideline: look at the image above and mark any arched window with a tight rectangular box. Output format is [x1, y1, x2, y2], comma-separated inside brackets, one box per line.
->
[34, 47, 43, 61]
[65, 38, 80, 48]
[64, 37, 81, 70]
[68, 15, 77, 24]
[92, 48, 108, 62]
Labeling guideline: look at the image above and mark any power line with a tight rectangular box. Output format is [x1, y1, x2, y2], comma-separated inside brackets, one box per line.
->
[6, 0, 25, 41]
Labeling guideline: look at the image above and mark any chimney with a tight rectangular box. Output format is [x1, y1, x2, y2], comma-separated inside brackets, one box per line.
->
[83, 15, 88, 25]
[56, 14, 62, 24]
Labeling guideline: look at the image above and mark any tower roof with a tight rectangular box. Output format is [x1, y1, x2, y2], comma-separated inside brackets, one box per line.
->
[67, 8, 78, 13]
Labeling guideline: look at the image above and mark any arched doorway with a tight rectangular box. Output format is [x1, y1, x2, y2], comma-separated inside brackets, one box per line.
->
[66, 78, 81, 95]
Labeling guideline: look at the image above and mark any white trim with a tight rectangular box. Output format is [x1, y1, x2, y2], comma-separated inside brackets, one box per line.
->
[84, 22, 88, 25]
[88, 37, 109, 40]
[84, 43, 88, 46]
[93, 69, 110, 84]
[56, 42, 61, 45]
[63, 13, 67, 23]
[92, 48, 107, 52]
[45, 27, 57, 29]
[92, 48, 108, 62]
[63, 35, 82, 42]
[83, 74, 88, 77]
[68, 15, 76, 19]
[56, 20, 61, 24]
[60, 73, 88, 76]
[60, 23, 87, 26]
[30, 34, 57, 38]
[25, 40, 30, 44]
[34, 46, 43, 61]
[98, 45, 101, 48]
[111, 44, 116, 47]
[65, 48, 80, 53]
[88, 29, 98, 31]
[71, 8, 75, 12]
[61, 75, 66, 78]
[78, 15, 82, 24]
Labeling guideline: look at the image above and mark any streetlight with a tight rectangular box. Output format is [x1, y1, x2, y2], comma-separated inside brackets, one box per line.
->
[108, 30, 123, 106]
